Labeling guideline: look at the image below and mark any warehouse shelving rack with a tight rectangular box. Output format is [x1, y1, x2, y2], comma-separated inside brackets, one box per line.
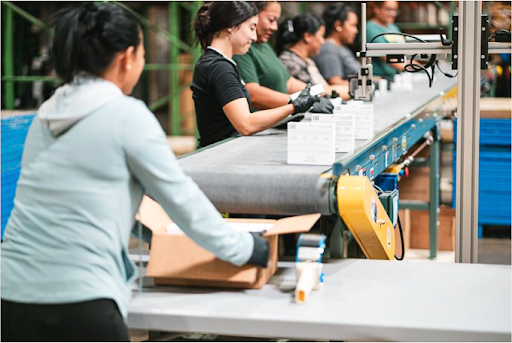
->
[1, 1, 203, 136]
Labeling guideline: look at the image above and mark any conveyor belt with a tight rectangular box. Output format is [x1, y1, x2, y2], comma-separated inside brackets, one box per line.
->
[179, 74, 457, 215]
[179, 131, 330, 214]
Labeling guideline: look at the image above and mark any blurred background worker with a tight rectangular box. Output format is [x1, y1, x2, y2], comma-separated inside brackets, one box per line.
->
[277, 13, 350, 101]
[314, 4, 361, 90]
[191, 2, 320, 148]
[366, 1, 407, 80]
[233, 2, 333, 113]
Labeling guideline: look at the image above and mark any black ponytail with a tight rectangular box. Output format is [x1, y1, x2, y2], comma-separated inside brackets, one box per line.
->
[276, 14, 325, 55]
[193, 1, 258, 51]
[323, 4, 356, 37]
[53, 2, 141, 84]
[253, 1, 274, 12]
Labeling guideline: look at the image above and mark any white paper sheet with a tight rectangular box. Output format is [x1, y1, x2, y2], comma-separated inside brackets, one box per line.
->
[287, 122, 336, 166]
[290, 83, 325, 101]
[311, 113, 355, 152]
[334, 103, 374, 140]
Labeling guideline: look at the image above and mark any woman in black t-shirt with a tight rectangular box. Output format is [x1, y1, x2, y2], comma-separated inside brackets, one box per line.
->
[191, 2, 319, 148]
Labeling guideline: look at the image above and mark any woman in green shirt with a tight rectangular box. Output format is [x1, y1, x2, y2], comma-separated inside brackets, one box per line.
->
[233, 2, 331, 112]
[366, 1, 406, 80]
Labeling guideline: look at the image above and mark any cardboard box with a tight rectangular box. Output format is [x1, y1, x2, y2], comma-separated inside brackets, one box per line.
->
[480, 98, 511, 119]
[409, 206, 455, 251]
[399, 142, 454, 206]
[399, 166, 430, 202]
[138, 196, 320, 289]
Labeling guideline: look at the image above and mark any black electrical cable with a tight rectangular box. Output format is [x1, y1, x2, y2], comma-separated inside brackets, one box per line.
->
[435, 61, 458, 78]
[369, 32, 429, 44]
[395, 215, 405, 261]
[404, 60, 434, 87]
[373, 184, 384, 195]
[373, 184, 405, 260]
[489, 29, 511, 41]
[369, 32, 439, 87]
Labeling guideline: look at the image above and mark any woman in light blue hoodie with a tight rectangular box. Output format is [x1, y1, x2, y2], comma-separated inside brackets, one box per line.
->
[1, 3, 268, 341]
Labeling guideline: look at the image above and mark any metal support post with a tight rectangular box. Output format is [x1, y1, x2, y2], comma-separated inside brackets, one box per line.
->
[169, 2, 180, 136]
[429, 125, 440, 259]
[455, 1, 481, 263]
[299, 2, 308, 14]
[3, 2, 53, 35]
[190, 1, 202, 139]
[320, 215, 343, 259]
[190, 2, 202, 66]
[3, 5, 15, 109]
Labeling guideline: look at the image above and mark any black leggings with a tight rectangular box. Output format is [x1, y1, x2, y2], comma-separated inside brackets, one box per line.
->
[1, 298, 129, 342]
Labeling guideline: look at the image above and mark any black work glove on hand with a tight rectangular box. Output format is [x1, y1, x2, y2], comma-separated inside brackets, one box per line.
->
[311, 96, 334, 114]
[246, 232, 269, 268]
[291, 84, 320, 114]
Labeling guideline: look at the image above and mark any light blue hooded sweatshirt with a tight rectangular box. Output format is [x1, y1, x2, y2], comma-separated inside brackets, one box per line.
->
[1, 77, 254, 318]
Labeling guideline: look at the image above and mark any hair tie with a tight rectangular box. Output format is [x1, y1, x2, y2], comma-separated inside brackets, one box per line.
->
[287, 20, 294, 33]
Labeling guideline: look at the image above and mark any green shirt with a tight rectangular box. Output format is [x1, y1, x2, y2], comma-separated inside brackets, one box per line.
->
[366, 21, 403, 79]
[233, 42, 289, 94]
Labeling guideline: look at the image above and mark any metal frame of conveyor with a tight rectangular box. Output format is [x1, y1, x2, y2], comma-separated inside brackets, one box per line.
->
[319, 86, 457, 260]
[177, 1, 511, 262]
[178, 82, 457, 261]
[354, 1, 512, 262]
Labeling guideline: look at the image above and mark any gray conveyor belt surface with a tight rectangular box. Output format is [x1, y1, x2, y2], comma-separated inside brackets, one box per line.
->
[179, 74, 457, 215]
[179, 131, 331, 214]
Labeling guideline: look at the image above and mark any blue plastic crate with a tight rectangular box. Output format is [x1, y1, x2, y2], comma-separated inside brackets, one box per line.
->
[454, 118, 511, 146]
[1, 114, 35, 239]
[453, 118, 511, 237]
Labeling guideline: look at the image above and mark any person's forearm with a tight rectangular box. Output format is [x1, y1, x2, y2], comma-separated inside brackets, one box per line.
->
[327, 75, 349, 86]
[330, 84, 351, 100]
[391, 62, 407, 71]
[322, 82, 332, 96]
[287, 77, 307, 94]
[246, 104, 295, 133]
[246, 83, 291, 110]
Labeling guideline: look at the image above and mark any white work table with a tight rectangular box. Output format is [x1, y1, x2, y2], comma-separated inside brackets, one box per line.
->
[127, 259, 511, 341]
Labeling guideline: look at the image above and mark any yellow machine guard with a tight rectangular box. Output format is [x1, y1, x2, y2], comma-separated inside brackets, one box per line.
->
[337, 176, 395, 260]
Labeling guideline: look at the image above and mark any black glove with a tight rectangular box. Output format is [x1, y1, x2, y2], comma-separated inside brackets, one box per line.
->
[246, 232, 269, 268]
[290, 83, 320, 114]
[311, 96, 334, 114]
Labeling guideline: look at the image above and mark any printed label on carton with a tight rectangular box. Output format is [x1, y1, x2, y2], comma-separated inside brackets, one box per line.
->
[287, 122, 336, 166]
[311, 113, 355, 152]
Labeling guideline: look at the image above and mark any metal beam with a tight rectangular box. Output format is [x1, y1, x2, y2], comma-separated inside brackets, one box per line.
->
[400, 200, 429, 211]
[365, 42, 451, 56]
[1, 76, 59, 82]
[364, 42, 510, 58]
[169, 1, 180, 136]
[113, 2, 193, 54]
[429, 125, 440, 259]
[3, 5, 15, 109]
[488, 42, 512, 54]
[2, 1, 53, 36]
[190, 2, 203, 66]
[455, 1, 481, 263]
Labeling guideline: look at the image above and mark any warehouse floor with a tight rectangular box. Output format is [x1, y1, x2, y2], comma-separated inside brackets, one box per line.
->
[406, 223, 511, 265]
[406, 238, 511, 265]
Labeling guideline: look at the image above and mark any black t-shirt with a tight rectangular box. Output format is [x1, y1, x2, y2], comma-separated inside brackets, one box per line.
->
[191, 48, 251, 148]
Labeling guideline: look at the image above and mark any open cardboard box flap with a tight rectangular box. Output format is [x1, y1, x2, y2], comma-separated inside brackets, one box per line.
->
[137, 196, 320, 286]
[262, 214, 321, 236]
